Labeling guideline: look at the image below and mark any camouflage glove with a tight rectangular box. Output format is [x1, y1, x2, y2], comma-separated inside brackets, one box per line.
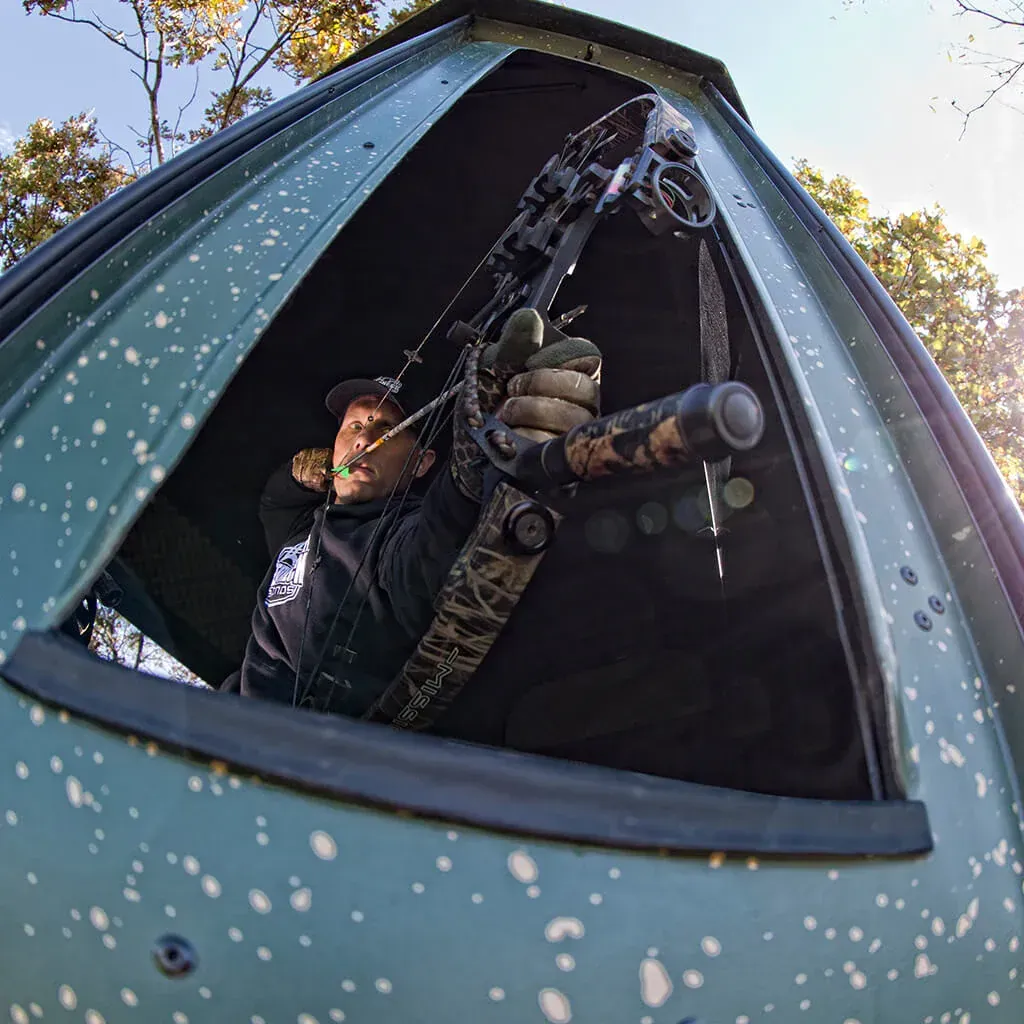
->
[450, 309, 544, 501]
[499, 327, 602, 443]
[450, 309, 603, 500]
[292, 447, 332, 492]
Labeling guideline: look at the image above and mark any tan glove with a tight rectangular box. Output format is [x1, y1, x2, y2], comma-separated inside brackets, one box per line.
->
[291, 447, 332, 492]
[499, 320, 602, 443]
[450, 309, 603, 500]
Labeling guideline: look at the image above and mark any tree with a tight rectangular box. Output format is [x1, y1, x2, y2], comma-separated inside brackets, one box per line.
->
[0, 114, 132, 271]
[795, 160, 1024, 505]
[952, 1, 1024, 131]
[90, 601, 207, 685]
[23, 0, 382, 167]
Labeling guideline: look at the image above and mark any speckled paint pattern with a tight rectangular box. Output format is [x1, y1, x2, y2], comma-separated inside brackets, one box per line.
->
[1, 10, 1023, 1023]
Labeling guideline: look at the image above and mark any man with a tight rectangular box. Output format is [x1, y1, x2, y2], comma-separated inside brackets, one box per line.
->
[236, 310, 602, 718]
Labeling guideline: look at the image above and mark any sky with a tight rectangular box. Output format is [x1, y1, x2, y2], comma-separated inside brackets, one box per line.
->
[1, 0, 1022, 285]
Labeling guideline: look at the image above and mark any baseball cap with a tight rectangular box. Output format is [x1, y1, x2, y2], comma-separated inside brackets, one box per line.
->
[325, 376, 408, 422]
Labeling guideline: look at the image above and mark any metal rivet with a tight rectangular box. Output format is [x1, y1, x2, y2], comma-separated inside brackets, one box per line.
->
[928, 595, 946, 614]
[913, 611, 933, 632]
[900, 566, 919, 585]
[504, 501, 556, 554]
[152, 935, 197, 978]
[363, 141, 375, 149]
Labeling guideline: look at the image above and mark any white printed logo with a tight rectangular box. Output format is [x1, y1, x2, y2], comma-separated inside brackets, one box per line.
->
[266, 536, 310, 608]
[375, 376, 402, 393]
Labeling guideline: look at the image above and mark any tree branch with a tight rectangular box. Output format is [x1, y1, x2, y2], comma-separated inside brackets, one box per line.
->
[954, 1, 1024, 29]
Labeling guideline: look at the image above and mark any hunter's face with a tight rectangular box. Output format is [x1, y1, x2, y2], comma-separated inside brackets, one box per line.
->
[331, 396, 434, 503]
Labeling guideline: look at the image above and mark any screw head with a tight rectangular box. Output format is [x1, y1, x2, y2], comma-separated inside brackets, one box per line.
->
[913, 610, 933, 632]
[928, 594, 946, 614]
[152, 935, 197, 978]
[504, 501, 555, 554]
[900, 566, 919, 585]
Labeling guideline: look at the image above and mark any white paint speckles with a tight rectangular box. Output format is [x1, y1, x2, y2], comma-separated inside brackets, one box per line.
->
[10, 1006, 29, 1024]
[682, 969, 704, 989]
[375, 979, 392, 995]
[256, 946, 272, 961]
[538, 988, 571, 1023]
[993, 839, 1009, 866]
[256, 832, 269, 846]
[471, 893, 483, 904]
[887, 969, 899, 980]
[165, 905, 176, 918]
[15, 761, 29, 779]
[1009, 937, 1020, 952]
[803, 916, 817, 931]
[984, 938, 997, 952]
[65, 775, 85, 807]
[436, 856, 452, 872]
[1002, 897, 1015, 912]
[85, 1012, 105, 1024]
[172, 1015, 188, 1024]
[876, 893, 889, 907]
[701, 936, 721, 957]
[489, 988, 505, 1002]
[290, 887, 312, 911]
[931, 917, 945, 936]
[975, 773, 988, 798]
[249, 889, 271, 913]
[201, 875, 221, 899]
[849, 926, 864, 942]
[795, 972, 808, 985]
[914, 953, 936, 978]
[183, 856, 200, 876]
[915, 935, 928, 950]
[527, 885, 541, 898]
[198, 988, 211, 1000]
[89, 906, 109, 931]
[411, 883, 425, 894]
[50, 756, 63, 773]
[58, 986, 77, 1010]
[800, 1000, 811, 1011]
[351, 911, 364, 923]
[640, 959, 673, 1007]
[827, 869, 840, 881]
[987, 992, 1000, 1006]
[125, 346, 140, 365]
[228, 927, 243, 942]
[341, 981, 356, 993]
[153, 312, 169, 328]
[29, 705, 44, 726]
[508, 849, 538, 883]
[545, 917, 584, 942]
[556, 954, 575, 971]
[181, 412, 196, 430]
[310, 830, 337, 860]
[868, 938, 882, 953]
[850, 971, 867, 990]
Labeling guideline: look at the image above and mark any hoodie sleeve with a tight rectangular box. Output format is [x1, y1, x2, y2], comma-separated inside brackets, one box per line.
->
[258, 460, 325, 557]
[376, 462, 480, 637]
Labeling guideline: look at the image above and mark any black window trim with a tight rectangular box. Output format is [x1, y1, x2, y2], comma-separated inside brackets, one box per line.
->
[3, 631, 932, 857]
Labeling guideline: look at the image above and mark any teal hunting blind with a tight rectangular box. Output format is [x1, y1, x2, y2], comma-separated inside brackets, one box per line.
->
[0, 0, 1022, 1020]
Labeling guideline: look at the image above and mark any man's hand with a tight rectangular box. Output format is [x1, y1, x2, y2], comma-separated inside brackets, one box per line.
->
[499, 331, 602, 442]
[450, 309, 602, 501]
[292, 447, 332, 492]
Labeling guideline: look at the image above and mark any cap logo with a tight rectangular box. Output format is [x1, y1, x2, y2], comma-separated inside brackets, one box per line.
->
[375, 376, 402, 393]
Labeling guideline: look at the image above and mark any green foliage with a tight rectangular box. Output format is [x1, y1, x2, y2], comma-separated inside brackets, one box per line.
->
[0, 114, 132, 271]
[795, 159, 1024, 505]
[385, 0, 437, 30]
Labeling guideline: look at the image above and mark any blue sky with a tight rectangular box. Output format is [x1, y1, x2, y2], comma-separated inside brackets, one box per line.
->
[2, 0, 1022, 285]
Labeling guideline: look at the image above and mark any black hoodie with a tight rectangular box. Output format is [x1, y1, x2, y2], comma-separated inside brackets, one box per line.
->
[238, 460, 478, 716]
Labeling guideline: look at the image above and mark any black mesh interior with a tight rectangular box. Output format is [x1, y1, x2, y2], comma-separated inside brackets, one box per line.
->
[112, 49, 872, 800]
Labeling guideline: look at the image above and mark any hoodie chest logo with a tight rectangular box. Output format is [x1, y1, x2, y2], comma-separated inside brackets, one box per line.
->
[266, 535, 310, 608]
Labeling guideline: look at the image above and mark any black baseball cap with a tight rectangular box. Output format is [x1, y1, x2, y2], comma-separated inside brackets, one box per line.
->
[325, 376, 408, 422]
